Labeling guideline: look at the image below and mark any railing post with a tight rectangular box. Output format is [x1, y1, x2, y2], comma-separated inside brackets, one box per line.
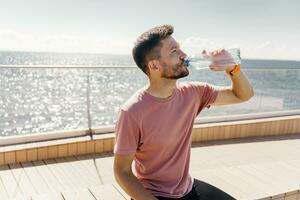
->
[86, 68, 93, 139]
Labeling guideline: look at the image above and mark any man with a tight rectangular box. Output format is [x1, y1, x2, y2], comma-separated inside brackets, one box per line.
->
[113, 25, 254, 200]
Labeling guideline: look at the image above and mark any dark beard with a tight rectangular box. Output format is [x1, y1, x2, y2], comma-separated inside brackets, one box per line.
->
[161, 63, 189, 80]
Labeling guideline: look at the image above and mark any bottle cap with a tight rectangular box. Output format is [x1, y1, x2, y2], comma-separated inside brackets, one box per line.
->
[183, 59, 190, 67]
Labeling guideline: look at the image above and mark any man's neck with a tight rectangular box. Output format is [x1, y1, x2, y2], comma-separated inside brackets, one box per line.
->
[145, 79, 177, 99]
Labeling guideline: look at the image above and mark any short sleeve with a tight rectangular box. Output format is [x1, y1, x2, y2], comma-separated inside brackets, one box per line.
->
[114, 109, 140, 155]
[189, 82, 219, 115]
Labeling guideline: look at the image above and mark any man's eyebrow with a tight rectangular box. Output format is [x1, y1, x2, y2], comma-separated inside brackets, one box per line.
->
[170, 44, 180, 50]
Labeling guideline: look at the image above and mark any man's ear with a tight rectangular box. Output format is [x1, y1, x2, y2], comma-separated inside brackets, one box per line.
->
[148, 60, 160, 73]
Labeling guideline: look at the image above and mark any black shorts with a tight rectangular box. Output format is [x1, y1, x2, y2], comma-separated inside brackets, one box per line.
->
[131, 179, 236, 200]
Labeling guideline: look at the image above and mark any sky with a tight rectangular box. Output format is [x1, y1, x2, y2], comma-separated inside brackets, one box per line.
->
[0, 0, 299, 60]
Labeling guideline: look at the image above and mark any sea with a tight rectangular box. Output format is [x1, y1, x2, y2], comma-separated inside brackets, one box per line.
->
[0, 51, 300, 137]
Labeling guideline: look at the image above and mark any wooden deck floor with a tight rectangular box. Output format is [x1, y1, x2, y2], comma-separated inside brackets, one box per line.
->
[0, 135, 300, 200]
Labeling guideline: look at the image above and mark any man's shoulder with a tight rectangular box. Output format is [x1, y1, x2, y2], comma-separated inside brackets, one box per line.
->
[120, 87, 147, 113]
[178, 81, 207, 90]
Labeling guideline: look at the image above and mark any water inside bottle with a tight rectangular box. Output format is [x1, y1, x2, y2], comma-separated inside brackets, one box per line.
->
[184, 48, 241, 70]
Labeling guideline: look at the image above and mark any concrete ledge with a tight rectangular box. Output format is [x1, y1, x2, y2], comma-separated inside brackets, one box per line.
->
[0, 115, 299, 166]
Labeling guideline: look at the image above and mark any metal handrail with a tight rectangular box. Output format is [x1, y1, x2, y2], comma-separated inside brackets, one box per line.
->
[0, 129, 87, 146]
[0, 64, 136, 68]
[0, 64, 299, 69]
[1, 110, 300, 146]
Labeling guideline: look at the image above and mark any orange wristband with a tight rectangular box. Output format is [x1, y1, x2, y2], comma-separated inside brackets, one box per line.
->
[226, 64, 241, 76]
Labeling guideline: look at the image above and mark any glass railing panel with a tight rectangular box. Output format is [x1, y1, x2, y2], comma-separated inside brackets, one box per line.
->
[1, 66, 299, 138]
[198, 68, 300, 117]
[0, 67, 88, 137]
[89, 68, 147, 127]
[89, 67, 300, 128]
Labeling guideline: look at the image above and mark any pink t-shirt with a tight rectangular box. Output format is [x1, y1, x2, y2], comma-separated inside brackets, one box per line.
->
[114, 81, 219, 198]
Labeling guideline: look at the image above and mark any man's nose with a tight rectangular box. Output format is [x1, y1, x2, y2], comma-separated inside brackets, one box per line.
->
[180, 50, 187, 60]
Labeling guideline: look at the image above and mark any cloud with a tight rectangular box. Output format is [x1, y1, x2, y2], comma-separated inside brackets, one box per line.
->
[180, 36, 242, 55]
[1, 31, 299, 60]
[256, 40, 271, 49]
[180, 36, 219, 54]
[180, 36, 300, 60]
[0, 30, 133, 54]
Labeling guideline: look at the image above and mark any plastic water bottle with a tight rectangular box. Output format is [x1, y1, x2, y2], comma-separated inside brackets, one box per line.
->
[184, 48, 241, 70]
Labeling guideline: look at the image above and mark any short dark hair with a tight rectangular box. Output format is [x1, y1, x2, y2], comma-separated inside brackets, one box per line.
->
[132, 24, 174, 75]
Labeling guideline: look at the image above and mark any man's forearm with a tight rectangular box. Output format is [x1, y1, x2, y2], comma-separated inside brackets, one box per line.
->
[115, 171, 157, 200]
[229, 69, 254, 100]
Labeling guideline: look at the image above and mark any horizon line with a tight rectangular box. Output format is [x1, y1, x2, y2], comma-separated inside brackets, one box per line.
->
[0, 49, 300, 62]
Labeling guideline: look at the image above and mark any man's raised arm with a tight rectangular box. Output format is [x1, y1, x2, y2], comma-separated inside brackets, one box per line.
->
[212, 67, 254, 106]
